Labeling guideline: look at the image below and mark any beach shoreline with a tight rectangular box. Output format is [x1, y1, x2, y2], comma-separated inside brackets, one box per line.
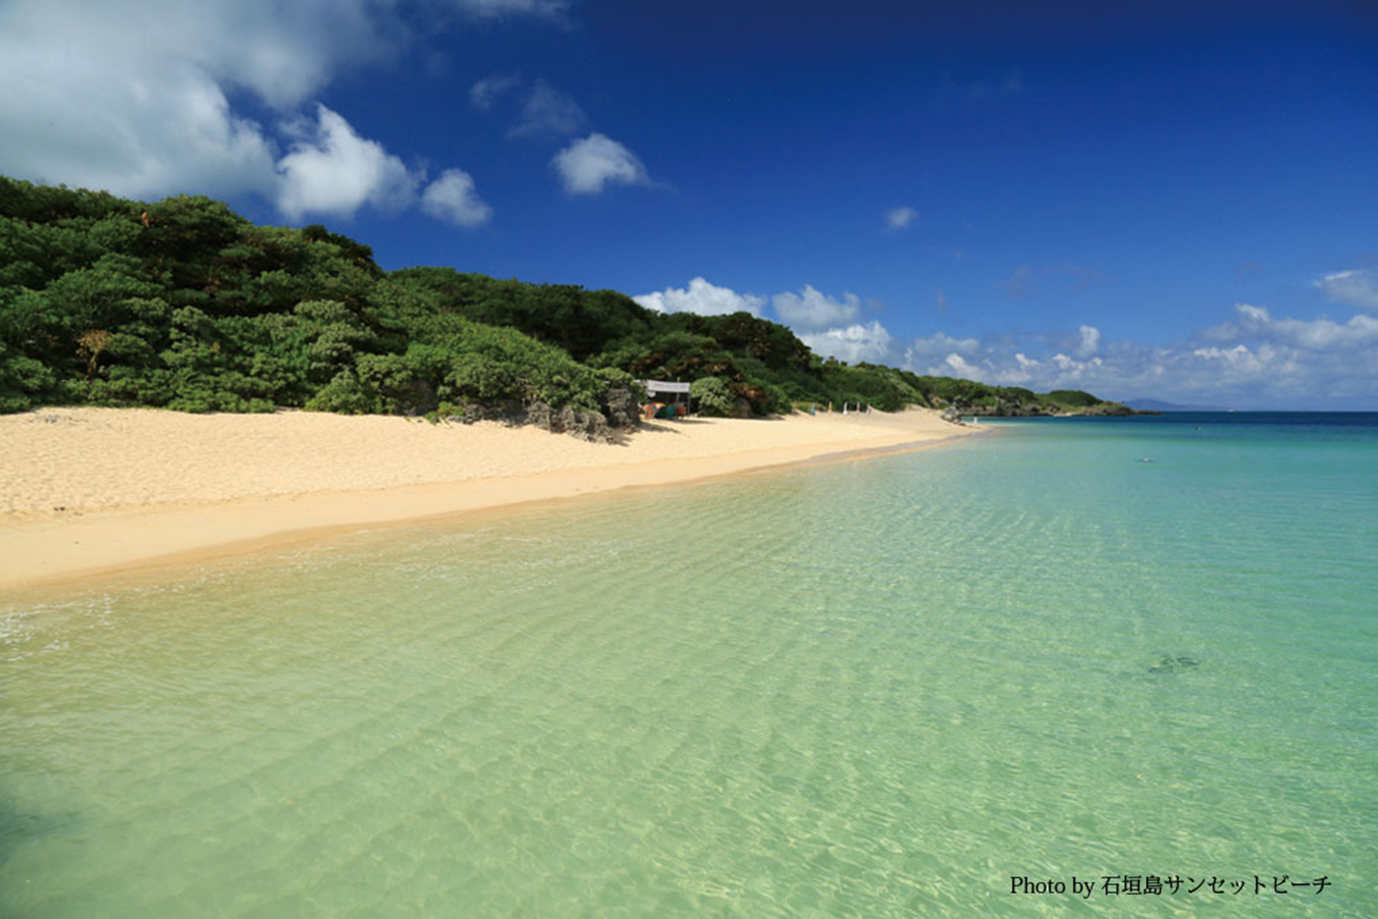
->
[0, 406, 982, 593]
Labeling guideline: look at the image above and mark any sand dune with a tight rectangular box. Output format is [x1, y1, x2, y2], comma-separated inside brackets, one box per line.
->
[0, 406, 977, 589]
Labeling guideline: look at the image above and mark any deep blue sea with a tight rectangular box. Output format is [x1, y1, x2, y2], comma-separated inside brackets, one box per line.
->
[2, 412, 1375, 917]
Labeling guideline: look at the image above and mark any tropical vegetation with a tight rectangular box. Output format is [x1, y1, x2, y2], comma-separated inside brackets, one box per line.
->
[0, 178, 1127, 427]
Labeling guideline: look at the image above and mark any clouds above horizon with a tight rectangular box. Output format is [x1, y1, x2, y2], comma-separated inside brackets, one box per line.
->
[552, 134, 652, 194]
[1075, 324, 1101, 357]
[0, 0, 546, 223]
[799, 321, 895, 365]
[420, 168, 494, 227]
[628, 268, 1374, 407]
[274, 105, 492, 224]
[631, 279, 867, 331]
[1316, 269, 1378, 311]
[772, 285, 862, 329]
[277, 105, 419, 219]
[469, 75, 651, 196]
[632, 277, 765, 316]
[891, 303, 1378, 408]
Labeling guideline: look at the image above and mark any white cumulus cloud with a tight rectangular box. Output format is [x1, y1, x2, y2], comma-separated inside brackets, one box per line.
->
[799, 321, 895, 364]
[771, 285, 861, 329]
[1076, 324, 1101, 357]
[943, 353, 985, 378]
[904, 332, 980, 364]
[0, 6, 285, 200]
[0, 0, 534, 222]
[632, 278, 764, 316]
[276, 105, 420, 220]
[552, 133, 651, 194]
[1316, 269, 1378, 311]
[1204, 303, 1378, 352]
[1266, 313, 1378, 350]
[420, 168, 493, 227]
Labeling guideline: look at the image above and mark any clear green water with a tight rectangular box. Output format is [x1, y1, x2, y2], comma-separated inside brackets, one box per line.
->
[3, 416, 1376, 917]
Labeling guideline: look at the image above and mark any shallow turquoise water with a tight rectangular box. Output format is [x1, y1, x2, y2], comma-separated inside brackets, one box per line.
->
[3, 416, 1375, 917]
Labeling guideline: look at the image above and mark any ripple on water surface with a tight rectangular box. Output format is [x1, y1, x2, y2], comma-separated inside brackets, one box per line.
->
[2, 422, 1376, 917]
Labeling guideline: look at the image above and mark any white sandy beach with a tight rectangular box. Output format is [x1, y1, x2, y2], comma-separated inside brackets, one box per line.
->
[0, 406, 975, 589]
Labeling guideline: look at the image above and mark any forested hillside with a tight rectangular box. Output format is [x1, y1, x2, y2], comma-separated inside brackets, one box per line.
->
[0, 178, 1128, 430]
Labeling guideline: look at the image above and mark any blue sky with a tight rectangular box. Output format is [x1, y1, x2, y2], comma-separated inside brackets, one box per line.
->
[2, 0, 1376, 407]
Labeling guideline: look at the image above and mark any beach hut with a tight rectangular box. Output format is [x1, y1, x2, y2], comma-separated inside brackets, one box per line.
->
[639, 380, 692, 418]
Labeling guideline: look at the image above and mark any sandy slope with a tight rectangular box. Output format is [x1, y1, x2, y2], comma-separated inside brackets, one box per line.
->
[0, 406, 976, 589]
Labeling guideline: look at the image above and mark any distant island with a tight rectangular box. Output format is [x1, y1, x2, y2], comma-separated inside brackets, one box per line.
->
[0, 178, 1133, 437]
[1125, 398, 1231, 412]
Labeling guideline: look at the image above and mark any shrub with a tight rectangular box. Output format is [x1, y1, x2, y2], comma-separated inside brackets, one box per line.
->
[690, 376, 736, 417]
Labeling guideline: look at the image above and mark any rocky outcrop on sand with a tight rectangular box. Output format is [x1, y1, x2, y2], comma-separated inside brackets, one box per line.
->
[446, 385, 642, 442]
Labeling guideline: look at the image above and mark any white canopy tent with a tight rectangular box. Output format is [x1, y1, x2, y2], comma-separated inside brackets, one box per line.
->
[639, 380, 691, 398]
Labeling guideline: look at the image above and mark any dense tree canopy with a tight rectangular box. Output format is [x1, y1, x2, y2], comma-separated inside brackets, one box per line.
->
[0, 178, 1126, 421]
